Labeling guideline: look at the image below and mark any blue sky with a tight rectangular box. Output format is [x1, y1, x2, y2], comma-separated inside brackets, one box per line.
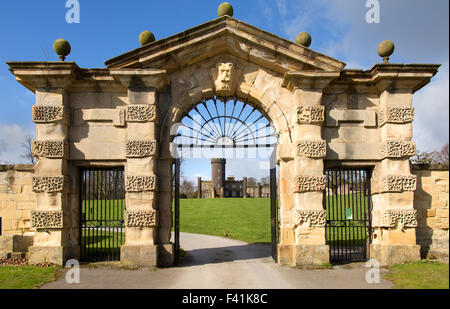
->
[0, 0, 448, 182]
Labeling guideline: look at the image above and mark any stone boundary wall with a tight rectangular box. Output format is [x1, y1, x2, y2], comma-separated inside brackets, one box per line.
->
[0, 163, 448, 263]
[0, 165, 36, 236]
[412, 164, 449, 263]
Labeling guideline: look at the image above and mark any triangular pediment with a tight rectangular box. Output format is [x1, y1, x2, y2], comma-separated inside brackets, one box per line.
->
[105, 16, 346, 74]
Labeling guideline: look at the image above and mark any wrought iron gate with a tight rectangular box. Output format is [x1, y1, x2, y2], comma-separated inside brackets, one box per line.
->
[270, 167, 278, 261]
[80, 168, 125, 262]
[172, 96, 279, 264]
[325, 168, 372, 263]
[174, 159, 181, 264]
[173, 162, 278, 263]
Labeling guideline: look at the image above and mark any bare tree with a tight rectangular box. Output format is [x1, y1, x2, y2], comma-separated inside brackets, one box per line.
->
[21, 135, 36, 164]
[435, 143, 449, 165]
[410, 149, 438, 164]
[180, 179, 196, 198]
[260, 176, 270, 186]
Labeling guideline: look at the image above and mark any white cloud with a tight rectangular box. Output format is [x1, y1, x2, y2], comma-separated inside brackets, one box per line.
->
[0, 124, 35, 165]
[275, 0, 288, 18]
[275, 0, 449, 68]
[413, 65, 449, 152]
[274, 0, 449, 151]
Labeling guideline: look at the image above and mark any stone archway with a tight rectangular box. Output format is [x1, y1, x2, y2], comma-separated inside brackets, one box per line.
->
[6, 15, 439, 268]
[149, 54, 338, 267]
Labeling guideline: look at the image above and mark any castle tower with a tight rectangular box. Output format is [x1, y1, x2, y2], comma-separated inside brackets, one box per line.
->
[197, 177, 202, 198]
[211, 158, 226, 198]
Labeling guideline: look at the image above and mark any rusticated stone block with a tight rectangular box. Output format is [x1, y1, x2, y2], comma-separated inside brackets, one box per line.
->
[295, 244, 330, 266]
[295, 210, 326, 227]
[380, 175, 417, 192]
[31, 211, 63, 229]
[126, 105, 156, 122]
[126, 140, 157, 158]
[294, 176, 327, 193]
[378, 107, 414, 126]
[32, 105, 69, 124]
[370, 244, 420, 266]
[121, 245, 157, 267]
[380, 141, 416, 159]
[297, 140, 326, 158]
[297, 106, 325, 124]
[440, 218, 449, 229]
[32, 140, 69, 159]
[126, 176, 156, 192]
[382, 209, 418, 228]
[125, 210, 157, 227]
[32, 176, 65, 193]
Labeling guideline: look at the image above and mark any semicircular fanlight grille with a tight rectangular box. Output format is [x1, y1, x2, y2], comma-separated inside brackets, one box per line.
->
[173, 97, 277, 149]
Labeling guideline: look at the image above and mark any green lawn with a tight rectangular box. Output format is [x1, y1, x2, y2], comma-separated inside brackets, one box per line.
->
[385, 260, 449, 289]
[81, 199, 125, 222]
[82, 230, 125, 248]
[175, 196, 370, 245]
[0, 266, 60, 289]
[325, 192, 370, 246]
[176, 198, 272, 244]
[81, 229, 124, 261]
[80, 199, 125, 261]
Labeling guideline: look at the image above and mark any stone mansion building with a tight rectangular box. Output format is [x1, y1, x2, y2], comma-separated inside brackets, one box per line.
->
[197, 159, 270, 198]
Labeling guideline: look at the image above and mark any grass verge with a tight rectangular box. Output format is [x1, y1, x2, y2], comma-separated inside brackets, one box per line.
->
[0, 266, 60, 289]
[385, 260, 449, 289]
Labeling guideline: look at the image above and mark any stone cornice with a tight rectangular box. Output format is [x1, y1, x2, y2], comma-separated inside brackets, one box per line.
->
[7, 61, 80, 92]
[329, 64, 440, 94]
[110, 69, 170, 90]
[411, 164, 449, 171]
[282, 71, 341, 91]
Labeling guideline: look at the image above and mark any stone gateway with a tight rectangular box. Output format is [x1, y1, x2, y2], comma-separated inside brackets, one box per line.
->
[4, 12, 442, 267]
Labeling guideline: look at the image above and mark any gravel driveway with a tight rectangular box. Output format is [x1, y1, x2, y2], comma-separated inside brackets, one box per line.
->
[41, 232, 393, 289]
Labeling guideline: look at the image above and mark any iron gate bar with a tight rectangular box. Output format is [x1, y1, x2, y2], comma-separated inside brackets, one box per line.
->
[175, 144, 277, 149]
[80, 168, 125, 262]
[177, 96, 272, 149]
[270, 167, 278, 262]
[325, 168, 372, 263]
[174, 159, 181, 264]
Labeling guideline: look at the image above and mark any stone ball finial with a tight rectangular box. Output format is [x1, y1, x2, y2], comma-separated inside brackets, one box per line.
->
[53, 39, 71, 61]
[377, 40, 395, 64]
[296, 32, 312, 47]
[218, 2, 234, 17]
[139, 31, 156, 46]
